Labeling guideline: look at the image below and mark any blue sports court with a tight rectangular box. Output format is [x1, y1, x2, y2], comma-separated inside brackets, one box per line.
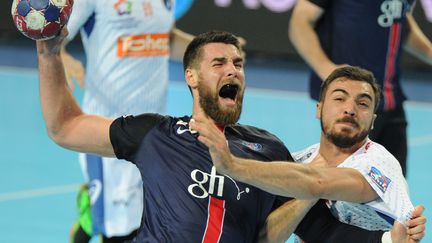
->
[0, 44, 431, 242]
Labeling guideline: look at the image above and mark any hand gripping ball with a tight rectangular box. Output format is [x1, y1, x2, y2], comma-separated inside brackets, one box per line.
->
[11, 0, 73, 40]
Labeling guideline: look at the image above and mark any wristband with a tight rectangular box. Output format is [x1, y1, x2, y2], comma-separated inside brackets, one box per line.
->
[381, 231, 393, 243]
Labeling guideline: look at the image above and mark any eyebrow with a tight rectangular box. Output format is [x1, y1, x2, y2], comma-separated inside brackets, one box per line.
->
[212, 57, 244, 63]
[357, 93, 373, 102]
[331, 88, 349, 95]
[331, 88, 373, 101]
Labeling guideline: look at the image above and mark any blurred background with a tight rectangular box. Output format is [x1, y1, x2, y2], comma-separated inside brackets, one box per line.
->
[0, 0, 431, 242]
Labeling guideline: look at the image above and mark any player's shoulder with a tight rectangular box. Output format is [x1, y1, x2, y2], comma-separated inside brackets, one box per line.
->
[363, 140, 397, 160]
[354, 140, 401, 170]
[231, 124, 282, 143]
[231, 124, 292, 161]
[232, 124, 289, 150]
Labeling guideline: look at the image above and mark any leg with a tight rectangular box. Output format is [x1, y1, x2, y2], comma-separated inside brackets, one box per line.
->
[70, 184, 93, 243]
[70, 223, 92, 243]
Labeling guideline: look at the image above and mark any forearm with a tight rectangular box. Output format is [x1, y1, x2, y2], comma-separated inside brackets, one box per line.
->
[226, 156, 375, 203]
[404, 14, 432, 65]
[228, 157, 321, 199]
[289, 3, 334, 80]
[259, 199, 317, 243]
[37, 41, 83, 141]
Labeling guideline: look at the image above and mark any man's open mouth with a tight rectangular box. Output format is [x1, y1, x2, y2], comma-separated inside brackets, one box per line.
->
[219, 84, 239, 100]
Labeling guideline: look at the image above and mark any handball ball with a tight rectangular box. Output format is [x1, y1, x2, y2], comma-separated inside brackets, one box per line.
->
[11, 0, 73, 40]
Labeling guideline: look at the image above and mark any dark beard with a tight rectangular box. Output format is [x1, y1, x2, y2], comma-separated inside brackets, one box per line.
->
[320, 118, 370, 149]
[198, 85, 242, 125]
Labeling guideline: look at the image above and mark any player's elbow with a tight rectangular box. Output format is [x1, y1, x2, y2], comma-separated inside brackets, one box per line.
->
[288, 15, 300, 42]
[45, 118, 77, 148]
[46, 125, 68, 146]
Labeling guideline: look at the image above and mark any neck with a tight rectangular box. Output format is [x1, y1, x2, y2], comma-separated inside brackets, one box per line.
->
[318, 134, 367, 166]
[191, 99, 225, 132]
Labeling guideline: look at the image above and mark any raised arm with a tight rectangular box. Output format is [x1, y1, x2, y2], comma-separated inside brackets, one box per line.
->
[289, 0, 341, 80]
[60, 46, 85, 91]
[37, 28, 115, 157]
[403, 13, 432, 65]
[189, 115, 376, 203]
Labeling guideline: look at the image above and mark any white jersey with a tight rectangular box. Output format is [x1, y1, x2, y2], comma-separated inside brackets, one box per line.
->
[293, 139, 413, 231]
[66, 0, 175, 237]
[67, 0, 175, 117]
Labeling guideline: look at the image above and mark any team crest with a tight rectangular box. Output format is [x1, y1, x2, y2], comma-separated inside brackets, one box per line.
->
[241, 141, 262, 151]
[368, 166, 392, 193]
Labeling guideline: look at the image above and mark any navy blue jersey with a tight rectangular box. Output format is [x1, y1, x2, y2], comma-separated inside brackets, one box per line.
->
[308, 0, 415, 111]
[110, 114, 292, 242]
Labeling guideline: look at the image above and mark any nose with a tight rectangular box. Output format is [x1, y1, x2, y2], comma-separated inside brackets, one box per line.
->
[225, 61, 239, 78]
[344, 103, 356, 116]
[344, 110, 355, 116]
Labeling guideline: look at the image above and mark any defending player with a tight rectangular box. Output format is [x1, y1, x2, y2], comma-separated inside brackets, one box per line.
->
[190, 66, 426, 242]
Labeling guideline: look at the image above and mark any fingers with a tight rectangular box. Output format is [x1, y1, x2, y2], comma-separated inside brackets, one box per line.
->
[189, 114, 215, 136]
[190, 116, 227, 153]
[406, 205, 427, 241]
[189, 117, 216, 146]
[36, 27, 69, 55]
[408, 226, 425, 241]
[410, 205, 425, 219]
[406, 216, 426, 239]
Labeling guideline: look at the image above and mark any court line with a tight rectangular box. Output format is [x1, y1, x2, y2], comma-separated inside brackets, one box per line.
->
[0, 183, 80, 202]
[0, 65, 38, 75]
[409, 135, 432, 147]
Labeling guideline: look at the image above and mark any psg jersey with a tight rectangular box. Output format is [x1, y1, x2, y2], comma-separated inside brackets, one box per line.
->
[110, 114, 292, 242]
[308, 0, 415, 111]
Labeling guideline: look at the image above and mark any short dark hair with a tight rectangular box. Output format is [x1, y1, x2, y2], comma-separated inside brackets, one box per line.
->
[183, 30, 241, 71]
[319, 66, 381, 112]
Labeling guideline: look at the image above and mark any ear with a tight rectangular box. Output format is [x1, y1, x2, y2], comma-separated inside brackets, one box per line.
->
[371, 114, 377, 130]
[316, 102, 322, 120]
[185, 68, 198, 89]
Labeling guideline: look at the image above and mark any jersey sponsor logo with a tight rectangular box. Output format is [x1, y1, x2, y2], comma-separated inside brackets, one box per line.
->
[117, 33, 170, 57]
[188, 166, 250, 200]
[175, 120, 198, 135]
[378, 0, 404, 27]
[368, 166, 392, 193]
[177, 127, 190, 134]
[241, 140, 262, 151]
[224, 174, 250, 200]
[89, 179, 102, 204]
[114, 0, 133, 15]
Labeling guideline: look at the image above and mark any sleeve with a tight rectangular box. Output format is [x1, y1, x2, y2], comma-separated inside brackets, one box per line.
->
[66, 0, 96, 41]
[295, 200, 385, 243]
[109, 113, 167, 162]
[345, 152, 414, 224]
[307, 0, 331, 9]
